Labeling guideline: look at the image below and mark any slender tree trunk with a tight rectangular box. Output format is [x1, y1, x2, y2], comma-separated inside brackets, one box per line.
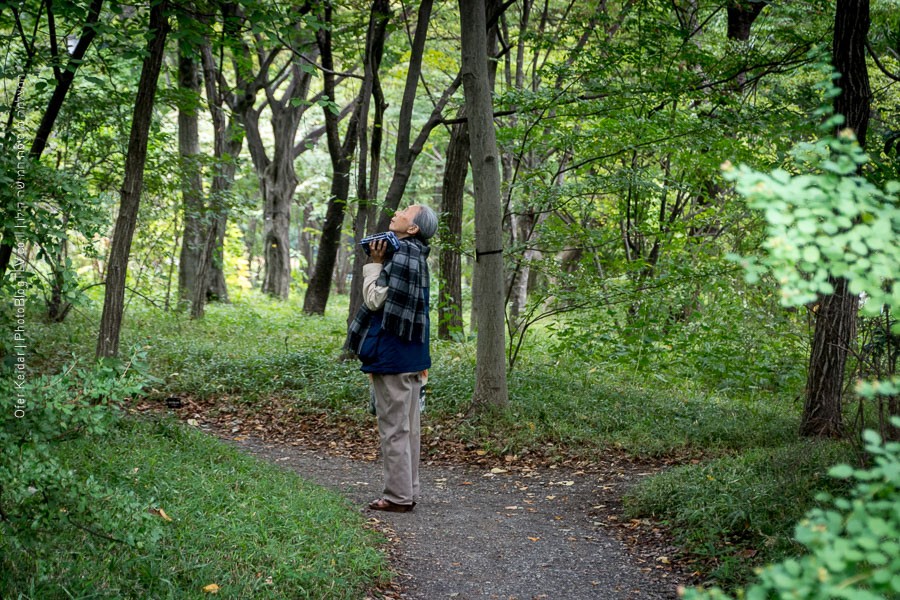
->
[298, 201, 315, 282]
[303, 2, 362, 315]
[346, 0, 391, 329]
[439, 108, 468, 339]
[372, 0, 434, 233]
[0, 0, 103, 279]
[47, 216, 71, 322]
[800, 0, 870, 437]
[177, 44, 204, 308]
[190, 40, 246, 318]
[207, 215, 229, 301]
[460, 0, 508, 409]
[96, 2, 170, 358]
[30, 0, 104, 159]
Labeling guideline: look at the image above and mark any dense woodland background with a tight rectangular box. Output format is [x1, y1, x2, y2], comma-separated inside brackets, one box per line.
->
[2, 0, 900, 598]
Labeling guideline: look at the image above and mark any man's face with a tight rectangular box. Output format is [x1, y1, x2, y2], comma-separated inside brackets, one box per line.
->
[389, 205, 421, 238]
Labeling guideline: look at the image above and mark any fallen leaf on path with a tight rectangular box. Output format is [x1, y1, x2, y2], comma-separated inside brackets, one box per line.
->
[490, 468, 508, 474]
[528, 537, 540, 542]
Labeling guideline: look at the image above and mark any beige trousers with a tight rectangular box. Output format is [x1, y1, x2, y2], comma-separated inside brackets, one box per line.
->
[372, 372, 421, 505]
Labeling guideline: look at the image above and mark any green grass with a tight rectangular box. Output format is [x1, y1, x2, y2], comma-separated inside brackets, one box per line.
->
[26, 290, 863, 590]
[425, 336, 801, 460]
[1, 416, 388, 599]
[623, 439, 856, 585]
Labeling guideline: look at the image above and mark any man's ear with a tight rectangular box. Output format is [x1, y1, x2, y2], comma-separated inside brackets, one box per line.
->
[408, 223, 420, 235]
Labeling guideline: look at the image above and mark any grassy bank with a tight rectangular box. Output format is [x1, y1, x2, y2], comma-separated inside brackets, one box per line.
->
[27, 290, 856, 588]
[1, 415, 387, 599]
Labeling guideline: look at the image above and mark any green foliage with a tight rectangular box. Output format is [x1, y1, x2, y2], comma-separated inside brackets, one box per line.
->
[725, 133, 900, 316]
[0, 350, 158, 555]
[548, 271, 808, 397]
[29, 292, 844, 591]
[0, 154, 105, 322]
[1, 416, 388, 599]
[625, 440, 854, 585]
[143, 294, 363, 407]
[432, 332, 800, 459]
[683, 420, 900, 600]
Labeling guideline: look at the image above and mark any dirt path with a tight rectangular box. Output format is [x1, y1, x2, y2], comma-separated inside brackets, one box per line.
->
[229, 436, 686, 600]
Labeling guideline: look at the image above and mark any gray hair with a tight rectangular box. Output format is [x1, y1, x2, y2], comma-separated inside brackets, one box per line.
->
[413, 205, 438, 240]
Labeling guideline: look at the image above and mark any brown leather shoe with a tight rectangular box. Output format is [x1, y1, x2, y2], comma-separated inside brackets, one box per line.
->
[368, 498, 416, 513]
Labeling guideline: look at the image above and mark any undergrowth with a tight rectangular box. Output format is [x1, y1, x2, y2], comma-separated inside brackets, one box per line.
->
[0, 415, 387, 599]
[26, 289, 856, 590]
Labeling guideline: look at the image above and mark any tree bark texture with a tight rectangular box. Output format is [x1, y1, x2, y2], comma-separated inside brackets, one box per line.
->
[460, 0, 509, 409]
[438, 109, 468, 339]
[242, 46, 318, 299]
[258, 55, 318, 299]
[177, 44, 204, 307]
[96, 1, 170, 358]
[800, 0, 870, 437]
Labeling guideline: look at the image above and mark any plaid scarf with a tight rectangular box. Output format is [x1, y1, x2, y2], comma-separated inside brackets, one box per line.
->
[346, 237, 430, 354]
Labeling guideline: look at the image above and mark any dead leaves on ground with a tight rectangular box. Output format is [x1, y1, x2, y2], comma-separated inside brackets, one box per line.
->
[135, 394, 700, 587]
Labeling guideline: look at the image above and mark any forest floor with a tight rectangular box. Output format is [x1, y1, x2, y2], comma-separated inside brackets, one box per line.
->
[149, 396, 699, 599]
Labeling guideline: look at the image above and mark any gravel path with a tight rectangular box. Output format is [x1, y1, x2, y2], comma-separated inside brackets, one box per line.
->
[230, 437, 683, 600]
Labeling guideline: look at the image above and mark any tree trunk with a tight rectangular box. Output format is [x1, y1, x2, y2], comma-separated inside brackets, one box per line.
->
[303, 2, 362, 315]
[96, 2, 170, 358]
[207, 215, 229, 301]
[726, 1, 766, 40]
[460, 0, 508, 409]
[0, 0, 103, 279]
[438, 108, 468, 339]
[800, 0, 870, 438]
[47, 217, 71, 322]
[347, 0, 391, 329]
[303, 152, 354, 313]
[298, 201, 315, 282]
[177, 44, 204, 308]
[260, 145, 297, 299]
[190, 39, 247, 318]
[30, 0, 104, 159]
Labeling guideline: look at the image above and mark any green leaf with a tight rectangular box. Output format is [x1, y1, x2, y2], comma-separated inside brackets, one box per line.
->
[828, 464, 854, 479]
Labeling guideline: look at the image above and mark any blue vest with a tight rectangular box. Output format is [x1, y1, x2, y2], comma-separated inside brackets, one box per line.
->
[358, 290, 431, 374]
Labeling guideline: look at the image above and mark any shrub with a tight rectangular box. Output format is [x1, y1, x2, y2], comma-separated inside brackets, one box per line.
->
[0, 350, 160, 555]
[683, 419, 900, 600]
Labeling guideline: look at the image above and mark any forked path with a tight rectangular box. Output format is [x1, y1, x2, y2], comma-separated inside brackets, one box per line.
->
[231, 436, 684, 600]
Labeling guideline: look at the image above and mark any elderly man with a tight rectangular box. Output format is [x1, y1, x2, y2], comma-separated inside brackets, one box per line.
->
[347, 204, 438, 512]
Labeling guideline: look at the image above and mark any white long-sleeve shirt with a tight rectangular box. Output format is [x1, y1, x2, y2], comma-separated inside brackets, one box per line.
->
[362, 263, 389, 311]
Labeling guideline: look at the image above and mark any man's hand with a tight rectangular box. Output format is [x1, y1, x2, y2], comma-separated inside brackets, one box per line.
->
[369, 239, 388, 264]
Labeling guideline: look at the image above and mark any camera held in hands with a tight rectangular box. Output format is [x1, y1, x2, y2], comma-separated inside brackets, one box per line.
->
[359, 231, 401, 255]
